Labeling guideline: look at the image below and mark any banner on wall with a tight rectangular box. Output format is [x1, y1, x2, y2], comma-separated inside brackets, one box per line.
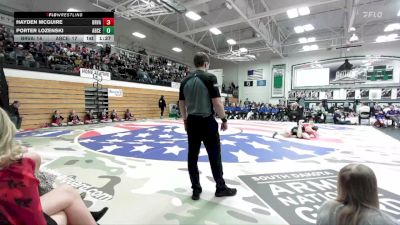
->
[292, 56, 400, 89]
[108, 88, 123, 97]
[244, 81, 254, 87]
[370, 89, 382, 100]
[239, 170, 400, 225]
[247, 69, 263, 80]
[171, 82, 181, 89]
[381, 88, 392, 99]
[346, 89, 355, 100]
[272, 64, 285, 98]
[0, 13, 14, 27]
[80, 68, 111, 81]
[257, 80, 267, 86]
[360, 89, 369, 99]
[208, 69, 223, 92]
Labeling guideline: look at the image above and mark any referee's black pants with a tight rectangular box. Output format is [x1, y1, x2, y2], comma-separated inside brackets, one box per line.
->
[187, 114, 226, 192]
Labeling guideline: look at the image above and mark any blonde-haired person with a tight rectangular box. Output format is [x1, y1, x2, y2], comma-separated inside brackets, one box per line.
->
[317, 164, 397, 225]
[0, 108, 100, 225]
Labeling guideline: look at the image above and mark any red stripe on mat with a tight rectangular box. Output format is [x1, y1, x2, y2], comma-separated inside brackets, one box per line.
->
[79, 131, 101, 139]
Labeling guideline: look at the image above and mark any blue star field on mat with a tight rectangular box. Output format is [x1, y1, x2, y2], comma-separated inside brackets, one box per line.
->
[16, 129, 72, 138]
[78, 125, 335, 162]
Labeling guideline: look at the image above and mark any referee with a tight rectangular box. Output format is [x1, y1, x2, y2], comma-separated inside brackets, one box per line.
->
[179, 52, 237, 200]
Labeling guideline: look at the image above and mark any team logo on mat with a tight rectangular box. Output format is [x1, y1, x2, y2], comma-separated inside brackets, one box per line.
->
[78, 122, 335, 162]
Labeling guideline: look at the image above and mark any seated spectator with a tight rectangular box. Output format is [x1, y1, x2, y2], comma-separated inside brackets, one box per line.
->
[124, 108, 136, 121]
[99, 109, 112, 123]
[317, 164, 397, 225]
[333, 108, 350, 125]
[51, 110, 66, 126]
[386, 105, 400, 128]
[8, 100, 22, 130]
[84, 109, 98, 124]
[358, 102, 371, 124]
[68, 110, 83, 125]
[344, 112, 359, 125]
[110, 109, 124, 122]
[314, 103, 326, 123]
[0, 108, 103, 225]
[374, 107, 386, 128]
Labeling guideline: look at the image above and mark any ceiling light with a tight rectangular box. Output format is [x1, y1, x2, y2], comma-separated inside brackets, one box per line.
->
[225, 1, 232, 10]
[226, 39, 237, 45]
[210, 27, 222, 35]
[132, 32, 146, 38]
[185, 11, 201, 21]
[349, 33, 359, 42]
[310, 44, 319, 50]
[298, 7, 310, 16]
[387, 33, 398, 41]
[67, 8, 80, 12]
[349, 27, 356, 32]
[398, 9, 400, 16]
[302, 45, 318, 51]
[376, 34, 398, 43]
[172, 47, 182, 52]
[294, 26, 304, 33]
[303, 24, 314, 31]
[287, 8, 299, 18]
[376, 35, 387, 43]
[307, 37, 316, 42]
[299, 37, 308, 43]
[384, 23, 400, 32]
[239, 47, 248, 53]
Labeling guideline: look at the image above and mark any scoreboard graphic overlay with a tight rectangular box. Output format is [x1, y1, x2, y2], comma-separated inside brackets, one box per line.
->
[14, 12, 114, 43]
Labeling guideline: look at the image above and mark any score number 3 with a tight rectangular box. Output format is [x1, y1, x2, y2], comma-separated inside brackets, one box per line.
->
[102, 18, 114, 26]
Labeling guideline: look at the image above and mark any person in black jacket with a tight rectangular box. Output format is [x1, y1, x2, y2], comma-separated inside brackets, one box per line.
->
[159, 95, 166, 119]
[9, 101, 22, 130]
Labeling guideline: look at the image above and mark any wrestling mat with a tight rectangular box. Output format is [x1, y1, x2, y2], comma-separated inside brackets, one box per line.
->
[16, 120, 400, 225]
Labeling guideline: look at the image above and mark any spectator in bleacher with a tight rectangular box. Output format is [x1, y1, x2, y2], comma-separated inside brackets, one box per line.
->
[100, 109, 112, 123]
[84, 109, 97, 124]
[110, 109, 124, 122]
[51, 110, 65, 126]
[386, 105, 400, 128]
[68, 110, 83, 125]
[159, 95, 167, 119]
[124, 109, 136, 121]
[0, 26, 191, 86]
[8, 100, 22, 130]
[317, 164, 397, 225]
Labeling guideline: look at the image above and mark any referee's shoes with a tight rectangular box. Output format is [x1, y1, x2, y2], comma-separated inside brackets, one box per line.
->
[192, 187, 237, 200]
